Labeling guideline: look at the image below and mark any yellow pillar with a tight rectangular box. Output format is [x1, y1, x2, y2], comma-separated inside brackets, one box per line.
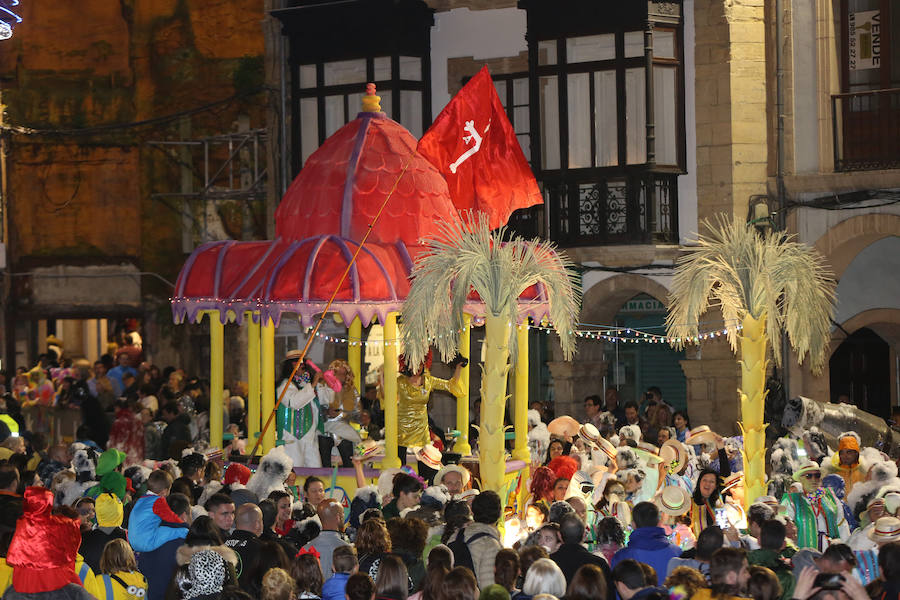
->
[454, 313, 472, 456]
[247, 313, 261, 454]
[348, 317, 362, 394]
[512, 320, 530, 462]
[209, 312, 224, 451]
[382, 312, 401, 468]
[261, 317, 276, 453]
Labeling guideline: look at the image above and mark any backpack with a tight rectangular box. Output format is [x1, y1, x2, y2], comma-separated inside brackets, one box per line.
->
[448, 529, 491, 574]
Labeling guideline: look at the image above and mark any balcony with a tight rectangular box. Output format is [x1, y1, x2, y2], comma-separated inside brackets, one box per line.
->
[545, 171, 679, 247]
[832, 88, 900, 172]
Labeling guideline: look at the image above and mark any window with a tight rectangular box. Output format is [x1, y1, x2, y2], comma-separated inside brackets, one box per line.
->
[274, 1, 435, 176]
[520, 0, 685, 247]
[534, 29, 684, 171]
[493, 74, 531, 161]
[295, 55, 428, 167]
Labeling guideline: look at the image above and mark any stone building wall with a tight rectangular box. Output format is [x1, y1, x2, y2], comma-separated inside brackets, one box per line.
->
[0, 0, 266, 372]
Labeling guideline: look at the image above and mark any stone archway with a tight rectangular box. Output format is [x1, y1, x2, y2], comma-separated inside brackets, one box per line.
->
[813, 213, 900, 280]
[788, 213, 900, 401]
[548, 273, 671, 418]
[794, 308, 900, 409]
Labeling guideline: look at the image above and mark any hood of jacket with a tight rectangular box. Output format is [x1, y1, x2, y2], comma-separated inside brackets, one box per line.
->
[465, 521, 500, 541]
[176, 543, 238, 567]
[627, 526, 674, 550]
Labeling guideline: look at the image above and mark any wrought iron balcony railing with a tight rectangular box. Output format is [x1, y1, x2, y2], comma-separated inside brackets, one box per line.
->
[542, 171, 679, 247]
[832, 88, 900, 172]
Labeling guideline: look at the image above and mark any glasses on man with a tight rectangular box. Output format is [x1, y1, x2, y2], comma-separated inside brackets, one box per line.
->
[803, 472, 822, 480]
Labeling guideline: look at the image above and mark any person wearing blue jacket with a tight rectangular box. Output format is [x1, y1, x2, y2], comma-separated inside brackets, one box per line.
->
[321, 545, 358, 600]
[611, 502, 682, 582]
[128, 470, 189, 553]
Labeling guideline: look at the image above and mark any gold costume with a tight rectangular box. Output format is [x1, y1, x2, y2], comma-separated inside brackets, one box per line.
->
[397, 372, 464, 447]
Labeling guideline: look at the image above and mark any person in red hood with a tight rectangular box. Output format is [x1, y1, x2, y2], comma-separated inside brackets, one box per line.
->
[5, 486, 94, 599]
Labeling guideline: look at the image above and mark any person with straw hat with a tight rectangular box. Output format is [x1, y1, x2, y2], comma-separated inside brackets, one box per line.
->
[850, 516, 900, 585]
[782, 460, 850, 551]
[656, 486, 695, 550]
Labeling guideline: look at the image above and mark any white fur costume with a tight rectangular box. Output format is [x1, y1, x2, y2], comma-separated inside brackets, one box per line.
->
[246, 446, 294, 501]
[527, 410, 550, 466]
[277, 378, 323, 468]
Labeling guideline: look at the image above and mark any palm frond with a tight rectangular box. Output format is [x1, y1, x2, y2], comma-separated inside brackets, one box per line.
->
[401, 212, 582, 370]
[666, 216, 835, 372]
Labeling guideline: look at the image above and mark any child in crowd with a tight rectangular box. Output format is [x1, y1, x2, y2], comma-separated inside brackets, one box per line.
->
[128, 470, 189, 552]
[98, 539, 148, 600]
[322, 545, 358, 600]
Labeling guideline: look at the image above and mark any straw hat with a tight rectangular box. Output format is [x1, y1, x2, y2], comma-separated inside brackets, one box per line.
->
[415, 444, 443, 470]
[659, 440, 688, 472]
[356, 439, 380, 461]
[634, 443, 664, 465]
[578, 423, 602, 449]
[434, 464, 471, 488]
[548, 416, 581, 440]
[722, 472, 744, 493]
[656, 485, 692, 516]
[883, 492, 900, 516]
[754, 495, 786, 514]
[868, 516, 900, 544]
[685, 425, 717, 446]
[793, 460, 823, 481]
[596, 436, 618, 464]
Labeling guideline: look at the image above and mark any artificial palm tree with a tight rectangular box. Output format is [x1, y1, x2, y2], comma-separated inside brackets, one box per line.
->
[666, 217, 836, 509]
[401, 213, 581, 493]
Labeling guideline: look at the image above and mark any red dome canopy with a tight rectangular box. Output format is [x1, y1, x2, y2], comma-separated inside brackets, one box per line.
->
[172, 96, 553, 326]
[275, 111, 462, 245]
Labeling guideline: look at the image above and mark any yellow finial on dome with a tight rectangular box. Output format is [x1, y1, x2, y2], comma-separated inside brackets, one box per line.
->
[362, 83, 381, 112]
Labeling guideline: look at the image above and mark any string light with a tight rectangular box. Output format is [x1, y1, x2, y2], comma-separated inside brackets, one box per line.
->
[308, 322, 744, 348]
[172, 297, 744, 347]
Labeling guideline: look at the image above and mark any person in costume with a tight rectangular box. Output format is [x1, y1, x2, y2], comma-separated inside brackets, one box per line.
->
[395, 351, 464, 466]
[822, 431, 866, 496]
[721, 473, 748, 530]
[781, 460, 850, 550]
[5, 487, 95, 599]
[689, 467, 728, 538]
[96, 539, 148, 600]
[316, 360, 362, 468]
[656, 485, 695, 550]
[659, 439, 692, 494]
[275, 356, 335, 469]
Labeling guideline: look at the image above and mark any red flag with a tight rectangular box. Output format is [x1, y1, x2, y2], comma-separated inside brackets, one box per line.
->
[417, 66, 542, 230]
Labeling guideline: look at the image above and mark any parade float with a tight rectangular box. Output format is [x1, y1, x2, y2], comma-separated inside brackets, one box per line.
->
[172, 75, 570, 509]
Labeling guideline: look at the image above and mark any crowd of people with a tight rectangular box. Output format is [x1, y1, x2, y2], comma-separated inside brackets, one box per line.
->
[0, 341, 899, 600]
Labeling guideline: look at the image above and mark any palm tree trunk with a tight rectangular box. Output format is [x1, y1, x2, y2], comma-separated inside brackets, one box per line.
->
[738, 313, 768, 511]
[480, 314, 511, 493]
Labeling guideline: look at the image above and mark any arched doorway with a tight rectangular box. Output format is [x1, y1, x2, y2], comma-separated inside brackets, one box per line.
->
[829, 327, 890, 417]
[604, 293, 687, 412]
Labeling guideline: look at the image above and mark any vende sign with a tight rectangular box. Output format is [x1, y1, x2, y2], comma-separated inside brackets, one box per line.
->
[849, 10, 882, 71]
